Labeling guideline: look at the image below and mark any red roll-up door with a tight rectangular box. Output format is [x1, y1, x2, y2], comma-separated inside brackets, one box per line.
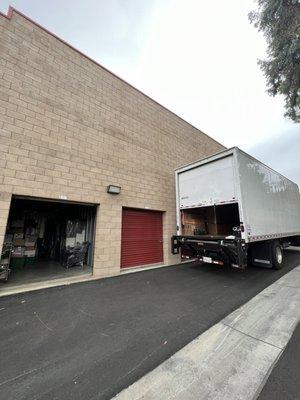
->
[121, 208, 163, 268]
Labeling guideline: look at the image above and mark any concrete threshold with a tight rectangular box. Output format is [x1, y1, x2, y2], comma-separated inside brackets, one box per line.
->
[120, 262, 165, 274]
[120, 260, 193, 275]
[0, 273, 96, 298]
[112, 266, 300, 400]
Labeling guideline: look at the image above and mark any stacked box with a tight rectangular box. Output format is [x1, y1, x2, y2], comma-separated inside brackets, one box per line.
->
[13, 233, 25, 246]
[6, 220, 39, 267]
[24, 249, 36, 257]
[181, 212, 206, 236]
[12, 246, 25, 257]
[24, 234, 37, 263]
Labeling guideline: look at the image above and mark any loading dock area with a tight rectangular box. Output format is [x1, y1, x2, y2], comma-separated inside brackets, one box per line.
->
[1, 198, 169, 292]
[1, 196, 96, 287]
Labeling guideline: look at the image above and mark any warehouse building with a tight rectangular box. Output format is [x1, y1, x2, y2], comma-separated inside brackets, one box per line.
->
[0, 8, 224, 288]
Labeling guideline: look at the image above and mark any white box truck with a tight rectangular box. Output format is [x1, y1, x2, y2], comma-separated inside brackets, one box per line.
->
[171, 147, 300, 269]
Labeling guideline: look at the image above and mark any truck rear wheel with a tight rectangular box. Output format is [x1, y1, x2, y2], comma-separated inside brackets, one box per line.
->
[272, 242, 284, 270]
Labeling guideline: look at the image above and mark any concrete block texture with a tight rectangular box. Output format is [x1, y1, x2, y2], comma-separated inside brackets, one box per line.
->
[113, 267, 300, 400]
[0, 192, 12, 249]
[0, 9, 224, 276]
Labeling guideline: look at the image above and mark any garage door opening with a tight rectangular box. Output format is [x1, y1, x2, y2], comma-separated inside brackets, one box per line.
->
[2, 197, 97, 286]
[121, 208, 163, 269]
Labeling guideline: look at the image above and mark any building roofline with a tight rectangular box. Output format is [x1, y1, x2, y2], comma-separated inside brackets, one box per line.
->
[0, 6, 224, 149]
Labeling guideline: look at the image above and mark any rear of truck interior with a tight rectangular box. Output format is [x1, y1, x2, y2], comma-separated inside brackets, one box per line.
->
[181, 203, 240, 236]
[180, 203, 240, 258]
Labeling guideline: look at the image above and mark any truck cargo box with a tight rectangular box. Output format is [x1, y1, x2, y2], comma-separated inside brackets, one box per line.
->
[172, 147, 300, 269]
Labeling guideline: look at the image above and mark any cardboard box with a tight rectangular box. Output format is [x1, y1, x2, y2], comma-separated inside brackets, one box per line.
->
[25, 245, 36, 251]
[14, 233, 24, 239]
[25, 250, 36, 257]
[182, 224, 196, 236]
[12, 246, 25, 257]
[25, 235, 37, 247]
[13, 238, 25, 246]
[25, 241, 36, 247]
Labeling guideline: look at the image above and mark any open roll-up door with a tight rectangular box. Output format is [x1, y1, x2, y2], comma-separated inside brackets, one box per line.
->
[121, 208, 163, 268]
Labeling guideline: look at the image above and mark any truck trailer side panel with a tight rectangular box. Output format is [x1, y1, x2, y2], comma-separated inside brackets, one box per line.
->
[236, 149, 300, 242]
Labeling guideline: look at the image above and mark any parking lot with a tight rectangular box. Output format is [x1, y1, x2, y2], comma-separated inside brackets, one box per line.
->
[0, 248, 299, 400]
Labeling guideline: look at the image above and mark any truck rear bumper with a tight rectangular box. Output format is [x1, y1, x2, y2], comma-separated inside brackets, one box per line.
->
[172, 235, 247, 269]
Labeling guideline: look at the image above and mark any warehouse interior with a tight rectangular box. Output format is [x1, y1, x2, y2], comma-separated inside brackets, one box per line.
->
[2, 197, 97, 285]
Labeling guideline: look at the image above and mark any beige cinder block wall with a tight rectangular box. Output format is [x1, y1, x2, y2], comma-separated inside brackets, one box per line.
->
[0, 9, 225, 277]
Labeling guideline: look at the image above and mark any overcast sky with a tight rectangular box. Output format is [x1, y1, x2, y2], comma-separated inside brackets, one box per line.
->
[1, 0, 299, 184]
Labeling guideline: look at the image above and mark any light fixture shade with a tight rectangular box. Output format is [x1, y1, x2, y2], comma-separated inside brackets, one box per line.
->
[107, 185, 121, 194]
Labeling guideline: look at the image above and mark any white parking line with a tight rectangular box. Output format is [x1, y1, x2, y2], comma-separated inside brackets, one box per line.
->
[112, 266, 300, 400]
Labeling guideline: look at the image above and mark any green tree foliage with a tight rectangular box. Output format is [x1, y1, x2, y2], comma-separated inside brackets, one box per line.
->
[249, 0, 300, 122]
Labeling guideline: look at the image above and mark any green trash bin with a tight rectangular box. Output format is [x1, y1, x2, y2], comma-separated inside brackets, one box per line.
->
[25, 256, 36, 265]
[11, 256, 26, 269]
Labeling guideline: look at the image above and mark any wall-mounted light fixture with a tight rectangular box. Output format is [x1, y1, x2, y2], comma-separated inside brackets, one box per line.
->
[107, 185, 121, 195]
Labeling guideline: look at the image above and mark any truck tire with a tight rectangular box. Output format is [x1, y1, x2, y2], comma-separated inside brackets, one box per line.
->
[272, 242, 284, 270]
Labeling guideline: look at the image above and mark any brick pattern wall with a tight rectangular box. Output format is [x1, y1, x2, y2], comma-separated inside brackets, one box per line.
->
[0, 10, 225, 276]
[0, 192, 12, 250]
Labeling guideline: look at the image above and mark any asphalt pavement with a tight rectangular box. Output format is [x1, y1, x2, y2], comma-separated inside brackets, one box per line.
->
[258, 322, 300, 400]
[0, 249, 299, 400]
